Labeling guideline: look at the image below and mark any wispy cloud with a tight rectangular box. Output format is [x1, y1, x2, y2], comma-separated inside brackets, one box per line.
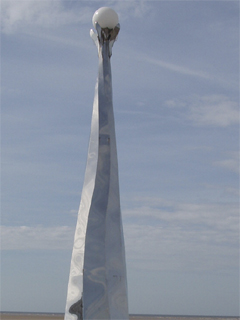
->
[1, 0, 151, 34]
[124, 223, 238, 273]
[24, 31, 91, 49]
[165, 94, 239, 127]
[1, 194, 238, 275]
[1, 225, 74, 250]
[1, 1, 92, 34]
[214, 152, 239, 174]
[188, 95, 239, 127]
[112, 0, 150, 19]
[123, 196, 239, 273]
[124, 196, 239, 233]
[143, 57, 211, 79]
[139, 56, 238, 88]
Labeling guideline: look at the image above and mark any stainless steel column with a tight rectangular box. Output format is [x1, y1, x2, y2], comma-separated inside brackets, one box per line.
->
[64, 18, 129, 320]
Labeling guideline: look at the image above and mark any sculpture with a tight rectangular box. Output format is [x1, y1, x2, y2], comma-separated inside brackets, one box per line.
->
[64, 7, 129, 320]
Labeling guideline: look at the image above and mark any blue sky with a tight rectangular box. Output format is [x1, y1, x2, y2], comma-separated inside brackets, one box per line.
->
[1, 0, 239, 316]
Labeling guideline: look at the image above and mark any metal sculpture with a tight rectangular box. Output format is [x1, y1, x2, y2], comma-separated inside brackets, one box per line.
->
[64, 7, 129, 320]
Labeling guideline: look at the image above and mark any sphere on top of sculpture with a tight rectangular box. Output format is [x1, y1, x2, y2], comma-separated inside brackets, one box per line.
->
[92, 7, 119, 29]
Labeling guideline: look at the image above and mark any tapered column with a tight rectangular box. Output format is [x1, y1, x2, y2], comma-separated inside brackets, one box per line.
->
[64, 7, 129, 320]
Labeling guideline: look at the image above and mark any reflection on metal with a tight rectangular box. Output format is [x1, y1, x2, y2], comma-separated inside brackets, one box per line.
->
[64, 21, 129, 320]
[69, 299, 83, 319]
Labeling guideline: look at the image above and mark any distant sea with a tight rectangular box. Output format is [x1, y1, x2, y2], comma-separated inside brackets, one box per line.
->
[0, 312, 239, 320]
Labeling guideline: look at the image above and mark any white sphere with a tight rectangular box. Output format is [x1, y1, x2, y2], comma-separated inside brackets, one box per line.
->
[92, 7, 119, 29]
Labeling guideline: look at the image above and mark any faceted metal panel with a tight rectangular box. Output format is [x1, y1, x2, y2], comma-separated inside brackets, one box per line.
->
[64, 23, 129, 320]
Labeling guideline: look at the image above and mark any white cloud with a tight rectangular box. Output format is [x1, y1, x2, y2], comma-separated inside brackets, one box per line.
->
[1, 195, 238, 275]
[1, 0, 151, 34]
[123, 196, 239, 273]
[1, 1, 91, 34]
[188, 95, 239, 127]
[165, 94, 239, 127]
[112, 0, 150, 19]
[139, 56, 238, 89]
[214, 152, 239, 173]
[124, 223, 238, 273]
[1, 195, 238, 274]
[203, 184, 240, 198]
[143, 57, 212, 79]
[124, 196, 239, 233]
[1, 225, 74, 250]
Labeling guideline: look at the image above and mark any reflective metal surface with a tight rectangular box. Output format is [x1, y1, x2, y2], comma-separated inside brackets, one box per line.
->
[64, 23, 129, 320]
